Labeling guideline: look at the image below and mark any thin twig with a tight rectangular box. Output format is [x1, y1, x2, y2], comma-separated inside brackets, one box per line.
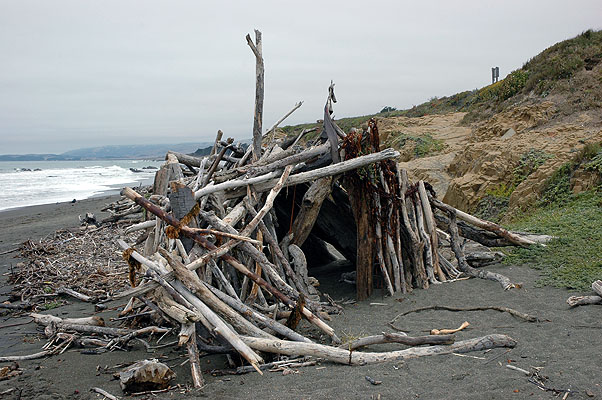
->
[90, 387, 120, 400]
[390, 305, 539, 326]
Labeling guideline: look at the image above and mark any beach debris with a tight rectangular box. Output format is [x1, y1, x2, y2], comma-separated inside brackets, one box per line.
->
[0, 362, 23, 381]
[365, 375, 382, 385]
[340, 333, 453, 351]
[566, 280, 602, 307]
[118, 359, 175, 393]
[389, 305, 539, 329]
[78, 212, 99, 227]
[8, 229, 132, 304]
[90, 387, 120, 400]
[430, 321, 470, 335]
[505, 364, 531, 376]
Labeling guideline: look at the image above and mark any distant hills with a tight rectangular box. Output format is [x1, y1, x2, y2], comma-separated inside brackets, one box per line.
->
[0, 142, 215, 161]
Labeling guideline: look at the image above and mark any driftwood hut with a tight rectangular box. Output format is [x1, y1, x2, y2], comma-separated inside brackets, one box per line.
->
[2, 30, 549, 393]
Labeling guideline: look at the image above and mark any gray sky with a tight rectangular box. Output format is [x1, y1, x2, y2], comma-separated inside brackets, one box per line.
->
[0, 0, 600, 154]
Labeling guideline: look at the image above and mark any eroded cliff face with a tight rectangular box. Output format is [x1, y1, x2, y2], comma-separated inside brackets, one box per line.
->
[445, 103, 600, 211]
[377, 101, 601, 214]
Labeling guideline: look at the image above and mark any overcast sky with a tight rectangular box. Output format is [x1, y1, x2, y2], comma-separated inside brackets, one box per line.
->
[0, 0, 600, 154]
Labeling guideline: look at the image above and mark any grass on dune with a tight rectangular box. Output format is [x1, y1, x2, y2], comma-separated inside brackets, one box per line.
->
[502, 190, 602, 290]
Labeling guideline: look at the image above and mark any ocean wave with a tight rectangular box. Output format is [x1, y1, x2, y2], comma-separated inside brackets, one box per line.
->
[0, 160, 161, 211]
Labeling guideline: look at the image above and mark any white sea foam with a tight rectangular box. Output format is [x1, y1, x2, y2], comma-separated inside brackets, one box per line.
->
[0, 160, 162, 212]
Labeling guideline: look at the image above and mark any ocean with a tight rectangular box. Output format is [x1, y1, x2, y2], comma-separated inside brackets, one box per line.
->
[0, 159, 164, 212]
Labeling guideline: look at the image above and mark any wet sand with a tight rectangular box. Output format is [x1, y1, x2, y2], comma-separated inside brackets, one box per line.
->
[0, 199, 600, 399]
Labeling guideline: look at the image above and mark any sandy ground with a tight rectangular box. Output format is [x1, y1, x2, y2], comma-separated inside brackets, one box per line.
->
[0, 197, 601, 399]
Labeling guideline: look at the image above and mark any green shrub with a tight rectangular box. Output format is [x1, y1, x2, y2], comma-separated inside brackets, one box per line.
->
[498, 70, 529, 100]
[387, 132, 444, 158]
[413, 134, 444, 157]
[474, 194, 509, 223]
[583, 143, 602, 174]
[513, 149, 553, 186]
[538, 163, 573, 205]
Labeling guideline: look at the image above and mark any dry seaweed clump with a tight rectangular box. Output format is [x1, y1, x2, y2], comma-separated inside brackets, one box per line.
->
[8, 223, 137, 306]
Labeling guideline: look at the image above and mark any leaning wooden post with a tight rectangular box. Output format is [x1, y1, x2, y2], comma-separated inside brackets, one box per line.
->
[290, 177, 334, 247]
[246, 29, 264, 162]
[342, 131, 374, 300]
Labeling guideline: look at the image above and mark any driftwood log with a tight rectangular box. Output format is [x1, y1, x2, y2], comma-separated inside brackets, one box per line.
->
[241, 334, 516, 365]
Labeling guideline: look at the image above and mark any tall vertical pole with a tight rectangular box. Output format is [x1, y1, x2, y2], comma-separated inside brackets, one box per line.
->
[247, 30, 264, 162]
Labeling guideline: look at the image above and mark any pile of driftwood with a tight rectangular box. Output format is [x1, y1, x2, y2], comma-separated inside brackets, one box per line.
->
[2, 30, 547, 393]
[71, 78, 544, 387]
[7, 228, 131, 306]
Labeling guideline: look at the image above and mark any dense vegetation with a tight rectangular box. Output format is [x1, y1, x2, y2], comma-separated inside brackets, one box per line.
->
[502, 142, 602, 289]
[503, 189, 602, 290]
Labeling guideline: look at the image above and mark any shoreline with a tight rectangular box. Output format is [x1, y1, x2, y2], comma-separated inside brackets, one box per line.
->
[0, 181, 150, 215]
[1, 194, 601, 399]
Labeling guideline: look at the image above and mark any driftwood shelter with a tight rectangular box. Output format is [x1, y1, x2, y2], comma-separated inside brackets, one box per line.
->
[2, 30, 554, 394]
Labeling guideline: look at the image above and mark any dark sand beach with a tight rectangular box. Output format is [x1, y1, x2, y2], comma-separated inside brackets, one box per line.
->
[0, 197, 600, 399]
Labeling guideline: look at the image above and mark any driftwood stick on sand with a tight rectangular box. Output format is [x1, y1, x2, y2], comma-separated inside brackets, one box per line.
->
[241, 334, 516, 366]
[57, 287, 95, 303]
[0, 350, 52, 362]
[104, 326, 171, 351]
[90, 387, 120, 400]
[31, 313, 105, 327]
[566, 295, 602, 307]
[342, 333, 455, 351]
[431, 321, 470, 335]
[234, 357, 315, 374]
[593, 280, 602, 297]
[390, 305, 538, 325]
